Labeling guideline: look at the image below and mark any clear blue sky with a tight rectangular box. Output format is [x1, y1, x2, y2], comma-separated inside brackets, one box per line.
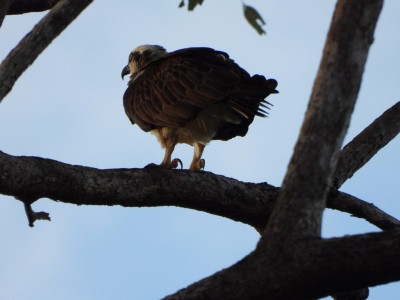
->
[0, 1, 399, 299]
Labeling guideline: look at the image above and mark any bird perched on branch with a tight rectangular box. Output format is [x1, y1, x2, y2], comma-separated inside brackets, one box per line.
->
[121, 45, 278, 171]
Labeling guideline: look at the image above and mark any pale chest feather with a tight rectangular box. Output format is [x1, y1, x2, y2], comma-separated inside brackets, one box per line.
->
[150, 103, 243, 148]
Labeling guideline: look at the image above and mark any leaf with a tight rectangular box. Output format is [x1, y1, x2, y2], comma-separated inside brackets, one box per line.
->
[178, 0, 204, 11]
[243, 3, 266, 35]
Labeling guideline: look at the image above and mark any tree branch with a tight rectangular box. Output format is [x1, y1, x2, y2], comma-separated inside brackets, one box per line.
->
[328, 191, 400, 230]
[0, 150, 278, 229]
[264, 0, 383, 242]
[163, 230, 400, 299]
[335, 101, 400, 188]
[1, 150, 398, 232]
[0, 0, 93, 103]
[0, 0, 11, 27]
[8, 0, 60, 15]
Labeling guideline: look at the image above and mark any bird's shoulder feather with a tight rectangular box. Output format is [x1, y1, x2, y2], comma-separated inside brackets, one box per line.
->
[123, 47, 248, 132]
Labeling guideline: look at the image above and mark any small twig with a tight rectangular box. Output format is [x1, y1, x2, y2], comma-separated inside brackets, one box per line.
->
[23, 201, 51, 227]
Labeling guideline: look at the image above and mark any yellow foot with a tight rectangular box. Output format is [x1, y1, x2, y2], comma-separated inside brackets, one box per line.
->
[145, 158, 182, 170]
[189, 159, 205, 171]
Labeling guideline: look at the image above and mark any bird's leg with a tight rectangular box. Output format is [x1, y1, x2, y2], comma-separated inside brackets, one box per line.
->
[189, 143, 206, 171]
[160, 140, 182, 169]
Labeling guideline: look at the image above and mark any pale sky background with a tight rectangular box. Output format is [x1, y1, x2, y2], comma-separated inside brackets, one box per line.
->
[0, 1, 399, 299]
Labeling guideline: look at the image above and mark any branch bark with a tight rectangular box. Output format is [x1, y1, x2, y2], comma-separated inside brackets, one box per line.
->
[0, 0, 93, 103]
[335, 101, 400, 188]
[0, 150, 278, 228]
[328, 191, 400, 230]
[163, 230, 400, 299]
[0, 0, 12, 27]
[8, 0, 59, 15]
[264, 0, 383, 242]
[1, 148, 399, 231]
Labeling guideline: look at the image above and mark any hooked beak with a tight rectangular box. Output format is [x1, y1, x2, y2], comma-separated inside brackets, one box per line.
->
[121, 65, 130, 79]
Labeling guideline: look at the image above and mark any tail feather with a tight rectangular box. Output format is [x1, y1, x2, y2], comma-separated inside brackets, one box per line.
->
[227, 75, 277, 119]
[214, 74, 278, 141]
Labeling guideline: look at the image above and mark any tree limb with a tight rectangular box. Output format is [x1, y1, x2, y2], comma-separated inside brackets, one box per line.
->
[0, 0, 93, 103]
[0, 0, 11, 27]
[328, 191, 400, 230]
[264, 0, 383, 242]
[335, 101, 400, 188]
[0, 150, 278, 229]
[8, 0, 60, 15]
[163, 230, 400, 299]
[1, 149, 398, 232]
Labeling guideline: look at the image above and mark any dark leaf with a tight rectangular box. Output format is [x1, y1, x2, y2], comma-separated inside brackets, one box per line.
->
[243, 3, 266, 35]
[178, 0, 204, 11]
[188, 0, 204, 11]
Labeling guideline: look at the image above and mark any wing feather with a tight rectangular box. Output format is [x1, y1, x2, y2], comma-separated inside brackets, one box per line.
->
[122, 47, 277, 135]
[123, 48, 243, 131]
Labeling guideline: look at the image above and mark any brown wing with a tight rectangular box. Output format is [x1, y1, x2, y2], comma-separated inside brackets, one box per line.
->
[123, 48, 246, 132]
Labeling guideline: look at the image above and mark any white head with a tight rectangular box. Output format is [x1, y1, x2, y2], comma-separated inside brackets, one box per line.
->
[121, 45, 167, 80]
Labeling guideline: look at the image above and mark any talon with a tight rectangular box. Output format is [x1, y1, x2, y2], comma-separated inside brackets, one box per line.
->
[170, 158, 183, 169]
[199, 159, 205, 170]
[189, 159, 205, 171]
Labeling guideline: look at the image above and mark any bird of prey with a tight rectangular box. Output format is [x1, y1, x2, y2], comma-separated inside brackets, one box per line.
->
[121, 45, 278, 171]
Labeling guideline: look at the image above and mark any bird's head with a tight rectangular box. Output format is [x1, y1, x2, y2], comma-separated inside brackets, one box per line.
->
[121, 45, 167, 80]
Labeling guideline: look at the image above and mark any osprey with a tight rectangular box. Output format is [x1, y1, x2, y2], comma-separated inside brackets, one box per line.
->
[121, 45, 278, 171]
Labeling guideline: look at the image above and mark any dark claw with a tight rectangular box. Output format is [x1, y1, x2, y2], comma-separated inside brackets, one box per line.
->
[199, 159, 205, 170]
[171, 158, 183, 170]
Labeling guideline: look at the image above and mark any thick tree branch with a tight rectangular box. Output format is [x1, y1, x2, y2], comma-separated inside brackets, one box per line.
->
[331, 288, 369, 300]
[0, 150, 278, 229]
[163, 230, 400, 299]
[8, 0, 59, 15]
[264, 0, 383, 242]
[1, 150, 398, 232]
[0, 0, 93, 103]
[335, 101, 400, 188]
